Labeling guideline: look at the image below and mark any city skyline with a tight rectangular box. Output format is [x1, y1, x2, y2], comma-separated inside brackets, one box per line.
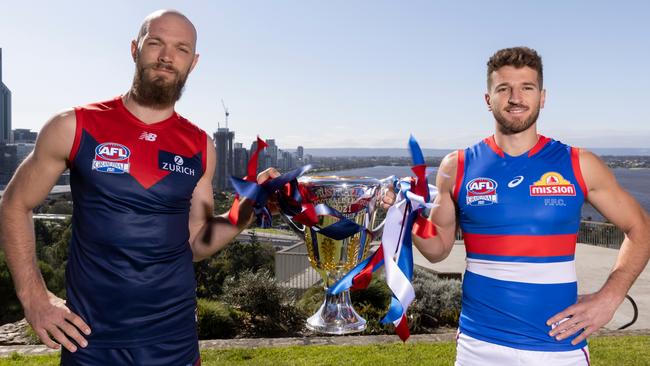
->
[0, 48, 11, 144]
[1, 2, 649, 149]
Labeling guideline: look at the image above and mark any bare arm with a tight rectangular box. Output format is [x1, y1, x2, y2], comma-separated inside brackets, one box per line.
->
[0, 110, 90, 351]
[549, 149, 650, 344]
[188, 136, 278, 261]
[411, 151, 459, 263]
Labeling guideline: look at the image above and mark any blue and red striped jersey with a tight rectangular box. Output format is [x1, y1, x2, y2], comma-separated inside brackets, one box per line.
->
[65, 97, 207, 347]
[454, 135, 588, 351]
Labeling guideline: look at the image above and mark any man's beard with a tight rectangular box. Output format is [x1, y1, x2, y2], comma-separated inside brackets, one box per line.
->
[129, 60, 189, 109]
[493, 104, 540, 135]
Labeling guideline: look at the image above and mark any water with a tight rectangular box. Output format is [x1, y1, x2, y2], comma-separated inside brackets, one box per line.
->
[321, 166, 650, 222]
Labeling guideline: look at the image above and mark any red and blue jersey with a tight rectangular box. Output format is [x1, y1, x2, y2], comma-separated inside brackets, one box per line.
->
[66, 97, 207, 347]
[454, 135, 588, 351]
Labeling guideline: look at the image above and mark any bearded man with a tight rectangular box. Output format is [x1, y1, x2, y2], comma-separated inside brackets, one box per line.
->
[0, 9, 277, 365]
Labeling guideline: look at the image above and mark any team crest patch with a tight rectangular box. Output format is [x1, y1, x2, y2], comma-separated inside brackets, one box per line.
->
[92, 142, 131, 174]
[529, 172, 576, 196]
[466, 177, 498, 206]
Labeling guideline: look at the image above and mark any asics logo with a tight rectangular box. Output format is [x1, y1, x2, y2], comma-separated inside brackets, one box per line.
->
[507, 176, 524, 188]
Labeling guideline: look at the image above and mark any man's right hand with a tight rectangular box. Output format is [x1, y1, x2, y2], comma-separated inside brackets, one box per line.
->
[381, 189, 396, 210]
[23, 291, 91, 352]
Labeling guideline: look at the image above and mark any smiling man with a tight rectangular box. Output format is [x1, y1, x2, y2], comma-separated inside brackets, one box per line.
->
[385, 47, 650, 365]
[0, 10, 276, 366]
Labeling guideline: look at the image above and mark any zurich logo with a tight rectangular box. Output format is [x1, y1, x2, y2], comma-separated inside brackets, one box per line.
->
[508, 175, 524, 188]
[174, 155, 184, 166]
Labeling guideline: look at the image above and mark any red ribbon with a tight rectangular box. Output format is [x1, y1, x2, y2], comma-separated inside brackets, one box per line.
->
[228, 137, 269, 225]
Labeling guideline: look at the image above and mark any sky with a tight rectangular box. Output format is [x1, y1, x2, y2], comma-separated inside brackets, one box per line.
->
[1, 1, 649, 150]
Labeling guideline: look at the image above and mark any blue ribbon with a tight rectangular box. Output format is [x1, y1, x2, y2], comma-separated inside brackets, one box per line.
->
[409, 135, 425, 166]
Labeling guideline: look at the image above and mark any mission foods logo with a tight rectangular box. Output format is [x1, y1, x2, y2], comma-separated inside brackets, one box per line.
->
[466, 177, 498, 206]
[530, 172, 576, 196]
[92, 142, 131, 174]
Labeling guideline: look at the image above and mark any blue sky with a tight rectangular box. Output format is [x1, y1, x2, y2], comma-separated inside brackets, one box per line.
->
[1, 1, 648, 149]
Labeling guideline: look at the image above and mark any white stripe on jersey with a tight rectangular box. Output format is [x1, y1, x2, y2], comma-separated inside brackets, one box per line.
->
[466, 258, 577, 284]
[455, 332, 590, 366]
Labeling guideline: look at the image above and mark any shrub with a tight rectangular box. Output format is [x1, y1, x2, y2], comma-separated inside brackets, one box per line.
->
[410, 267, 462, 332]
[222, 270, 306, 337]
[195, 239, 275, 300]
[297, 273, 394, 335]
[0, 252, 23, 324]
[196, 298, 239, 339]
[297, 267, 462, 335]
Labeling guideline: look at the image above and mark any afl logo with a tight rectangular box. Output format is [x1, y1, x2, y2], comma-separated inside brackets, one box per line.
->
[92, 142, 131, 174]
[466, 177, 498, 206]
[95, 143, 130, 161]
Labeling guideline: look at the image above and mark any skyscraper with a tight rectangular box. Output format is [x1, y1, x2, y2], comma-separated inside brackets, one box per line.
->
[265, 138, 278, 169]
[213, 127, 234, 191]
[0, 48, 12, 144]
[13, 129, 37, 143]
[233, 142, 248, 178]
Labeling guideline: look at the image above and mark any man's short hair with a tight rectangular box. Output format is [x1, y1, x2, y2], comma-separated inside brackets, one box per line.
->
[487, 47, 543, 89]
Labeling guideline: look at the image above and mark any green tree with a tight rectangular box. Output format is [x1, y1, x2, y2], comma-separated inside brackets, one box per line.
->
[194, 236, 275, 300]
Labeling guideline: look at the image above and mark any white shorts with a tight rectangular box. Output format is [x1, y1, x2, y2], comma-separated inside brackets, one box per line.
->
[455, 332, 590, 366]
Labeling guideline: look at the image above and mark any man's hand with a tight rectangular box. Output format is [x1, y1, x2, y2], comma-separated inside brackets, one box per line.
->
[24, 291, 91, 352]
[547, 291, 621, 345]
[381, 189, 396, 210]
[258, 167, 281, 214]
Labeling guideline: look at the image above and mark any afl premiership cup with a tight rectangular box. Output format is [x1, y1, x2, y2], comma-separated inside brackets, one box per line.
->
[283, 176, 390, 334]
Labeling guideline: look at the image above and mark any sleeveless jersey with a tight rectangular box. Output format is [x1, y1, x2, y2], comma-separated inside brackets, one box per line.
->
[454, 135, 588, 351]
[66, 97, 207, 347]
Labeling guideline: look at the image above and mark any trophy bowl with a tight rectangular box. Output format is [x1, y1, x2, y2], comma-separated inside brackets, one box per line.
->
[283, 175, 387, 334]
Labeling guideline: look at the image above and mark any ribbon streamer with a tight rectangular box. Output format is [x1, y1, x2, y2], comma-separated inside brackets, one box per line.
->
[328, 135, 438, 341]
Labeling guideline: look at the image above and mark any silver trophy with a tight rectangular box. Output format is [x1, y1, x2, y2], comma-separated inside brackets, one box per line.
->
[283, 176, 391, 334]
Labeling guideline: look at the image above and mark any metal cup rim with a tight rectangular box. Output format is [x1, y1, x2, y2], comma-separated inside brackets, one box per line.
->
[299, 176, 381, 185]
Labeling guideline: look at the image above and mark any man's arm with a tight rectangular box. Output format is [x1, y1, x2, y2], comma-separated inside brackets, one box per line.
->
[548, 149, 650, 344]
[188, 135, 278, 261]
[411, 151, 459, 263]
[0, 110, 90, 352]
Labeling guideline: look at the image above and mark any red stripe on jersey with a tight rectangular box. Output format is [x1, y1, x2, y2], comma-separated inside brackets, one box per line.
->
[453, 149, 465, 202]
[528, 135, 551, 157]
[571, 147, 588, 199]
[484, 135, 505, 158]
[69, 108, 85, 167]
[463, 232, 577, 257]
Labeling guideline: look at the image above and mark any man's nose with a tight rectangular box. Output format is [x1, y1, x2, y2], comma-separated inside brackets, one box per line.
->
[509, 88, 523, 104]
[158, 46, 173, 64]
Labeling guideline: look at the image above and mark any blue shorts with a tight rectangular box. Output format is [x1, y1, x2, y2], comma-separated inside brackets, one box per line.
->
[60, 336, 200, 366]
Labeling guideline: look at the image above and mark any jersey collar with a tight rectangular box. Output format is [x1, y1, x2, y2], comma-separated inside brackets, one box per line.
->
[484, 134, 551, 158]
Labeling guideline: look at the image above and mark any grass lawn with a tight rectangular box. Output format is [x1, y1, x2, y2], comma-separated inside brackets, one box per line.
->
[1, 336, 648, 365]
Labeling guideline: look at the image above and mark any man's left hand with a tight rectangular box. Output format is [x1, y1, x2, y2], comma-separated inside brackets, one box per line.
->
[547, 291, 621, 345]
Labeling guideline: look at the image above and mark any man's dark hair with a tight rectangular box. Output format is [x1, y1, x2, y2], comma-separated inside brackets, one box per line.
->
[487, 47, 543, 89]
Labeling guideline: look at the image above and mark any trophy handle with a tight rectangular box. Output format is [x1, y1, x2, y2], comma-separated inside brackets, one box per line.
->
[370, 175, 398, 235]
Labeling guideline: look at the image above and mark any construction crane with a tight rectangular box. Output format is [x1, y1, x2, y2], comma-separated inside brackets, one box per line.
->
[221, 99, 230, 129]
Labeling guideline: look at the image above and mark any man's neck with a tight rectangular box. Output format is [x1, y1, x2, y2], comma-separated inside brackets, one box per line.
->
[122, 92, 175, 124]
[493, 126, 540, 156]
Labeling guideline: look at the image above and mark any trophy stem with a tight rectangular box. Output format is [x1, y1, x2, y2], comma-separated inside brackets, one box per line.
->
[306, 273, 367, 334]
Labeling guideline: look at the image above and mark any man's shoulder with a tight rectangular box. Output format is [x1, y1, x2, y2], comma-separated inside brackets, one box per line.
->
[75, 96, 121, 112]
[175, 114, 207, 138]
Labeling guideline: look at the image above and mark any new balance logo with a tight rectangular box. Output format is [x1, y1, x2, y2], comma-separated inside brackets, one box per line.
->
[139, 132, 157, 141]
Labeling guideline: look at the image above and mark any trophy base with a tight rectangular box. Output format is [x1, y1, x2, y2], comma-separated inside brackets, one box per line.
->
[306, 290, 367, 335]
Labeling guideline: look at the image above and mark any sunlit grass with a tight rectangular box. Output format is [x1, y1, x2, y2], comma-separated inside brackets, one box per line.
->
[1, 336, 648, 365]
